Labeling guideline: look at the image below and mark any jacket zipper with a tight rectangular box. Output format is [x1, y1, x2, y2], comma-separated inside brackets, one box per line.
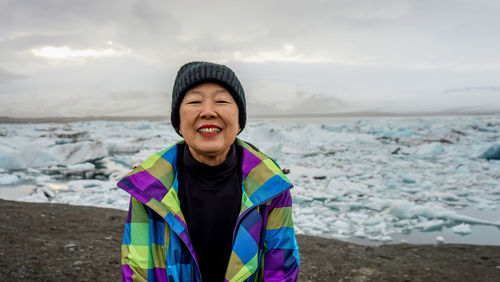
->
[229, 185, 292, 282]
[164, 216, 203, 281]
[168, 186, 292, 282]
[232, 185, 292, 245]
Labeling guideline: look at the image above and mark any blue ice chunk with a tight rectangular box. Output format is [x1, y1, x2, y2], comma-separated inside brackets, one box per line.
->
[478, 144, 500, 160]
[402, 177, 416, 184]
[135, 123, 152, 130]
[321, 124, 349, 132]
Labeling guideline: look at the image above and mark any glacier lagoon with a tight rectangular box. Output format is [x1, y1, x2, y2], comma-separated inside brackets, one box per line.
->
[1, 115, 499, 245]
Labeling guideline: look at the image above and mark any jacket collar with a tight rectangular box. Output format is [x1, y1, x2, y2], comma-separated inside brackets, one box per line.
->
[117, 138, 293, 225]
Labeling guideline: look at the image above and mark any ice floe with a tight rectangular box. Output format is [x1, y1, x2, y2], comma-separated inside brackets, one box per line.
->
[451, 223, 472, 235]
[1, 115, 499, 243]
[479, 144, 500, 160]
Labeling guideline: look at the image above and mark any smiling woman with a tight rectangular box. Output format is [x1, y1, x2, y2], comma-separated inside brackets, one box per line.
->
[117, 61, 300, 281]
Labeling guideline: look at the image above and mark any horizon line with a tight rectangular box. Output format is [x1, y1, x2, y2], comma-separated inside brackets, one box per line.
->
[1, 110, 499, 124]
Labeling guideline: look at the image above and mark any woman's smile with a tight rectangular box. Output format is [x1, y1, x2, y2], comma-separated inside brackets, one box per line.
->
[197, 124, 222, 136]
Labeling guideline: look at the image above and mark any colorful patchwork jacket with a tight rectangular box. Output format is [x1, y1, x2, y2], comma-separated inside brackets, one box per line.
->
[117, 138, 300, 281]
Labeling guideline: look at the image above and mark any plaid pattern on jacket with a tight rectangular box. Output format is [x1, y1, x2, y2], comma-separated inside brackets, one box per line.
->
[117, 138, 300, 281]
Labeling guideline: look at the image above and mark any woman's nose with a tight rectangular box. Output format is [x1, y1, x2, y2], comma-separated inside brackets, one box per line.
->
[200, 101, 217, 119]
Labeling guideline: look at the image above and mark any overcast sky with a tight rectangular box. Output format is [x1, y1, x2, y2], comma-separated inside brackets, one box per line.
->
[1, 0, 499, 118]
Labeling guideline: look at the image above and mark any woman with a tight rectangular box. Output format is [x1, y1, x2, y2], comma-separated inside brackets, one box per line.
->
[118, 62, 300, 281]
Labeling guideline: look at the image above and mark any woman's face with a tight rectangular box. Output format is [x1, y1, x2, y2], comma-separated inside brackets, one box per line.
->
[179, 82, 239, 165]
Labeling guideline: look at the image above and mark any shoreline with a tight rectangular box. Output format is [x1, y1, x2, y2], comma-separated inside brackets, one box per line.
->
[1, 199, 499, 281]
[2, 185, 499, 246]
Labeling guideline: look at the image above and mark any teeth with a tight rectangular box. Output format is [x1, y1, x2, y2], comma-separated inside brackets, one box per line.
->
[198, 127, 221, 133]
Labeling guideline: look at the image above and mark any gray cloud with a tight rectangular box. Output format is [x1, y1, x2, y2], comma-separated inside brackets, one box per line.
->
[1, 0, 500, 117]
[3, 0, 499, 66]
[0, 68, 25, 83]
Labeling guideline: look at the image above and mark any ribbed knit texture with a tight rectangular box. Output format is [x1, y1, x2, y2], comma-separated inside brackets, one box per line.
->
[170, 61, 246, 135]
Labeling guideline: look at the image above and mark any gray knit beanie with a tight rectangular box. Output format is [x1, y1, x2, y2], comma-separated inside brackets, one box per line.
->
[170, 61, 246, 136]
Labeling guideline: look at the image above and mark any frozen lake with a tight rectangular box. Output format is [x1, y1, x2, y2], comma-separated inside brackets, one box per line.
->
[1, 115, 499, 245]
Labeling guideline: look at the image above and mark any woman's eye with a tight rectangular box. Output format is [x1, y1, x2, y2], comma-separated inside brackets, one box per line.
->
[187, 101, 201, 104]
[216, 100, 229, 104]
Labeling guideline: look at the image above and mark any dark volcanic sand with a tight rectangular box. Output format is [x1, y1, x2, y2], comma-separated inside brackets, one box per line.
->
[1, 199, 499, 281]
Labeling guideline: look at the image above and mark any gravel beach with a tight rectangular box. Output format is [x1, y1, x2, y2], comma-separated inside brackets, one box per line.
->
[1, 199, 499, 281]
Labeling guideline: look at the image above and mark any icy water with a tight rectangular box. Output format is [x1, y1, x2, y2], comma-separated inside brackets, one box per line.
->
[350, 206, 500, 246]
[1, 115, 499, 245]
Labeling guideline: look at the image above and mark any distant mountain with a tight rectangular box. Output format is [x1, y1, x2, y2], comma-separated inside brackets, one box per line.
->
[247, 90, 348, 116]
[443, 86, 500, 93]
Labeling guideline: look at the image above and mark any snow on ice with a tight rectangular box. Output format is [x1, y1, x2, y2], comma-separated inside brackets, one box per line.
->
[1, 115, 499, 243]
[451, 223, 472, 235]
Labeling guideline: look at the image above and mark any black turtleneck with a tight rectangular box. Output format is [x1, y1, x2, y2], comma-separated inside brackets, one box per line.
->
[177, 143, 242, 281]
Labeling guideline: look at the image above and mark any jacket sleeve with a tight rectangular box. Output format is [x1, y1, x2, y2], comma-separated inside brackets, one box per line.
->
[121, 196, 167, 282]
[259, 190, 300, 281]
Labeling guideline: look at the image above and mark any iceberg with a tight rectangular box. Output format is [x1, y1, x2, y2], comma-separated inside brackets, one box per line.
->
[0, 141, 107, 170]
[478, 144, 500, 160]
[451, 223, 472, 235]
[3, 115, 500, 244]
[0, 151, 58, 170]
[48, 141, 108, 165]
[0, 174, 20, 185]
